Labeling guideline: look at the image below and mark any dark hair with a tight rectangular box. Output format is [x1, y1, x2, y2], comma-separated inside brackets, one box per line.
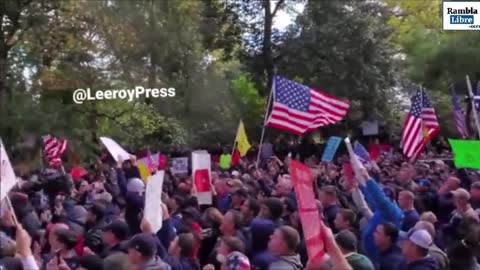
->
[177, 233, 195, 257]
[339, 209, 356, 226]
[227, 210, 243, 231]
[380, 222, 399, 244]
[263, 197, 284, 220]
[321, 185, 337, 198]
[55, 228, 78, 250]
[278, 226, 300, 252]
[246, 198, 260, 217]
[221, 236, 245, 254]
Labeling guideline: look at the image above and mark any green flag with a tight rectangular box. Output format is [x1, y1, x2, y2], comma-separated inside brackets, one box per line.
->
[448, 139, 480, 169]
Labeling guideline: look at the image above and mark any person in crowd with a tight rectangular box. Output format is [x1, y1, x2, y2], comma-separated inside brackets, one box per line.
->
[259, 198, 284, 227]
[319, 186, 341, 231]
[398, 191, 420, 232]
[249, 218, 275, 270]
[101, 219, 130, 258]
[267, 225, 303, 270]
[127, 233, 171, 270]
[413, 221, 448, 270]
[240, 198, 260, 228]
[84, 202, 108, 254]
[220, 210, 247, 247]
[401, 229, 439, 270]
[335, 229, 374, 270]
[373, 222, 405, 270]
[45, 227, 81, 269]
[165, 233, 200, 270]
[334, 209, 357, 233]
[469, 181, 480, 210]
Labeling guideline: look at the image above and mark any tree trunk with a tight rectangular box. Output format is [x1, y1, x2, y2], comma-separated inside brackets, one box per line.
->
[262, 0, 274, 95]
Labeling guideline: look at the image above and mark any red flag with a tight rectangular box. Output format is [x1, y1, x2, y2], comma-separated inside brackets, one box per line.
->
[231, 150, 240, 166]
[158, 154, 167, 170]
[194, 169, 210, 192]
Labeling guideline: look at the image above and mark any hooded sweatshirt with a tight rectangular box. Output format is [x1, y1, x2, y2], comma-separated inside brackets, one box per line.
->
[141, 256, 172, 270]
[405, 256, 439, 270]
[268, 255, 302, 270]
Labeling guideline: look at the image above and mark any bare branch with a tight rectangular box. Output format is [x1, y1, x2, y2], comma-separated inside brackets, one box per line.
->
[272, 0, 286, 17]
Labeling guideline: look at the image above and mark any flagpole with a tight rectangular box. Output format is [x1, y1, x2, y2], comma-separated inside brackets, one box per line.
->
[256, 77, 275, 168]
[419, 85, 429, 156]
[231, 121, 240, 156]
[466, 75, 480, 139]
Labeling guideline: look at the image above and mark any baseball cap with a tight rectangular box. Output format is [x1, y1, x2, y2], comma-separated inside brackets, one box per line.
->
[407, 229, 432, 249]
[471, 181, 480, 190]
[127, 233, 157, 258]
[451, 188, 471, 200]
[103, 219, 130, 241]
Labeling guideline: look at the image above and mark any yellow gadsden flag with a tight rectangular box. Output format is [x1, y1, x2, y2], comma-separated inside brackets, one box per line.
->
[235, 120, 251, 156]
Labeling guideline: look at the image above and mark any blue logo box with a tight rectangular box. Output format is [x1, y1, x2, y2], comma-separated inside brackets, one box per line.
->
[450, 15, 474, 24]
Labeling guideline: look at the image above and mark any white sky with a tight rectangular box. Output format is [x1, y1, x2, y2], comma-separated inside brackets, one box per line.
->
[273, 2, 305, 30]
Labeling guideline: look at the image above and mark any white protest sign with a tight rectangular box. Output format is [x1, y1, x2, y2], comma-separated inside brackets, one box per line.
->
[361, 121, 379, 136]
[99, 137, 131, 162]
[171, 157, 188, 175]
[192, 151, 212, 205]
[344, 137, 364, 178]
[144, 171, 164, 233]
[0, 139, 19, 201]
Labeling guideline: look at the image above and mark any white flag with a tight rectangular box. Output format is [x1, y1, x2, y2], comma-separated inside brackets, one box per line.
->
[99, 137, 131, 162]
[192, 151, 212, 205]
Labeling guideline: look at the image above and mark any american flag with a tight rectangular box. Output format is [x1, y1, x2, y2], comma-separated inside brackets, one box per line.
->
[265, 76, 350, 135]
[401, 90, 439, 160]
[450, 85, 469, 138]
[42, 135, 68, 167]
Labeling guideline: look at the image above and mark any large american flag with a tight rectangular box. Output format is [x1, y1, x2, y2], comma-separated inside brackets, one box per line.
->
[265, 76, 350, 135]
[450, 85, 469, 138]
[401, 90, 439, 160]
[42, 135, 68, 167]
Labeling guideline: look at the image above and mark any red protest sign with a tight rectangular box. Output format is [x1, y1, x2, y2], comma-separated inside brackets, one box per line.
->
[158, 154, 167, 170]
[194, 169, 211, 192]
[342, 162, 355, 186]
[289, 160, 325, 263]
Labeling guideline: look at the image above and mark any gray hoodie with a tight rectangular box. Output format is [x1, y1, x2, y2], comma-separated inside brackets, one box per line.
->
[141, 256, 171, 270]
[268, 255, 302, 270]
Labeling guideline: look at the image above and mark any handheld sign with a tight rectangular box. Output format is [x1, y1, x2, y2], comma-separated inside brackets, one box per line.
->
[99, 137, 131, 162]
[0, 139, 18, 201]
[171, 157, 188, 175]
[144, 171, 165, 233]
[321, 136, 342, 162]
[290, 160, 325, 263]
[192, 151, 212, 205]
[449, 139, 480, 169]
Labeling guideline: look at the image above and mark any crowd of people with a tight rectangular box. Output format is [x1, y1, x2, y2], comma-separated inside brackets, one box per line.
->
[1, 136, 480, 270]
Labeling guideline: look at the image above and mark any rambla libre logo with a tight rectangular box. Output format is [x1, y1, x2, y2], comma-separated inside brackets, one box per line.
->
[447, 7, 478, 24]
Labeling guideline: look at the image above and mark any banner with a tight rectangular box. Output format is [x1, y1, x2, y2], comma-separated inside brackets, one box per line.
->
[144, 171, 165, 233]
[99, 137, 131, 162]
[321, 136, 342, 162]
[0, 139, 19, 200]
[449, 139, 480, 169]
[171, 157, 189, 175]
[361, 120, 379, 135]
[289, 160, 325, 263]
[192, 151, 212, 205]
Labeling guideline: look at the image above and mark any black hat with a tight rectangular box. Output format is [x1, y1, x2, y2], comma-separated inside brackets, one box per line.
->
[103, 219, 130, 241]
[127, 233, 157, 258]
[181, 207, 201, 222]
[335, 230, 357, 252]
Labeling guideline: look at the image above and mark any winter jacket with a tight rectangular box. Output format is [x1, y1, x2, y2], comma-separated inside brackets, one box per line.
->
[163, 255, 200, 270]
[360, 179, 404, 262]
[405, 256, 438, 270]
[377, 245, 406, 270]
[268, 255, 302, 270]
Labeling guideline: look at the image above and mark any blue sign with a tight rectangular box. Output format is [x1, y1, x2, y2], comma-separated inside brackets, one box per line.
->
[321, 136, 342, 162]
[450, 15, 474, 24]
